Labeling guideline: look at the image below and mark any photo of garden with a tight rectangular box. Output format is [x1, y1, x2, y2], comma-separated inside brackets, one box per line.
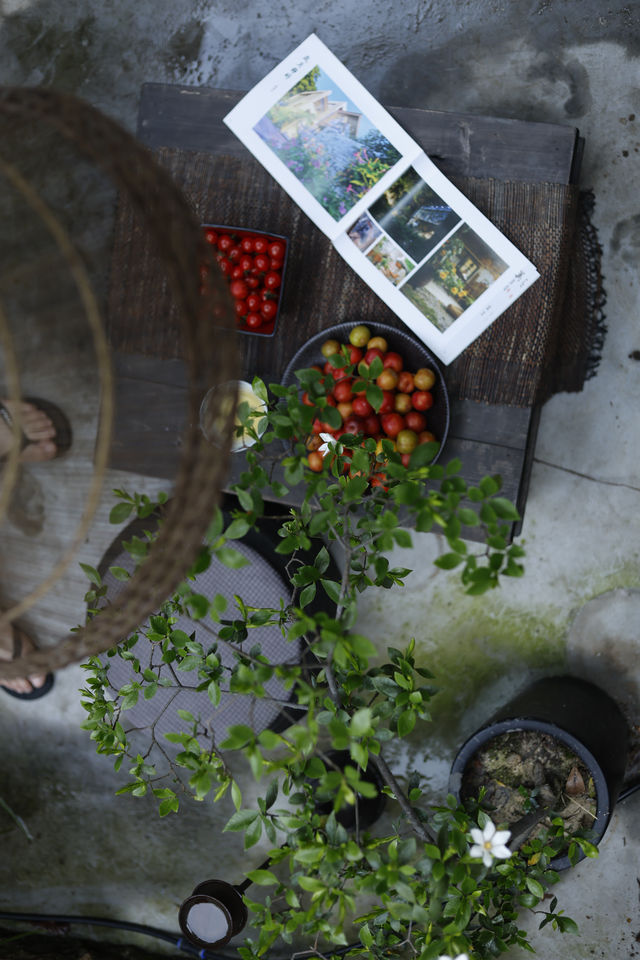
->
[366, 236, 415, 286]
[347, 212, 382, 251]
[253, 65, 402, 221]
[367, 167, 461, 262]
[399, 224, 509, 331]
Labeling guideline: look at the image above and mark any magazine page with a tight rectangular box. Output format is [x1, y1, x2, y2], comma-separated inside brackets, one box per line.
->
[334, 153, 539, 364]
[224, 33, 540, 364]
[223, 34, 421, 240]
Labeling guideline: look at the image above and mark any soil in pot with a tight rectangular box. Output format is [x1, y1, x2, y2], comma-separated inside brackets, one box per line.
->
[460, 729, 597, 845]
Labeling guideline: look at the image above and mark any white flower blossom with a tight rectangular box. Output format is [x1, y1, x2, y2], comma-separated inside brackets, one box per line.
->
[437, 953, 470, 960]
[469, 818, 512, 867]
[317, 432, 336, 456]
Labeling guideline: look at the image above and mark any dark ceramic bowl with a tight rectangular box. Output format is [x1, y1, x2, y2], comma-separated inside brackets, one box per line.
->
[281, 321, 449, 462]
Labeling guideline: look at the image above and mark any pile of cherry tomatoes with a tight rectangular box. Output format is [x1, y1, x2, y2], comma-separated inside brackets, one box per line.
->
[202, 225, 287, 335]
[305, 324, 439, 473]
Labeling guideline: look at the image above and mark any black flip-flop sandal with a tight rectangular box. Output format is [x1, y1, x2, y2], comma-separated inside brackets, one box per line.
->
[0, 625, 54, 700]
[0, 397, 72, 460]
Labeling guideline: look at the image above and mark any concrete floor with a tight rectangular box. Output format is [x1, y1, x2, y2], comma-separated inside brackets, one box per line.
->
[0, 1, 640, 958]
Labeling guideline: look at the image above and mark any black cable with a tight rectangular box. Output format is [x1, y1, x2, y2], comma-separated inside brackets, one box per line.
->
[617, 779, 640, 803]
[0, 909, 362, 960]
[0, 911, 230, 959]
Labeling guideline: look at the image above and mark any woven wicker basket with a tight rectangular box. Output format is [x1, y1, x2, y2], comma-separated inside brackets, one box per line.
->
[0, 87, 240, 679]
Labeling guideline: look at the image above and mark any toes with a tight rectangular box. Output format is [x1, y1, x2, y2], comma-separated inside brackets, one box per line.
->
[1, 674, 45, 694]
[19, 439, 57, 463]
[18, 404, 56, 441]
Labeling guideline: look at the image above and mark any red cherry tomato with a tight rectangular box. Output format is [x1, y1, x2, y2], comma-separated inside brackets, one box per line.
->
[240, 236, 254, 253]
[333, 379, 353, 403]
[405, 410, 427, 433]
[230, 279, 249, 300]
[245, 276, 259, 289]
[253, 236, 269, 254]
[381, 413, 405, 438]
[352, 396, 373, 418]
[204, 229, 218, 245]
[270, 258, 283, 271]
[342, 415, 365, 436]
[264, 271, 281, 290]
[217, 234, 233, 252]
[347, 345, 363, 365]
[378, 390, 395, 414]
[363, 414, 381, 435]
[239, 254, 254, 272]
[234, 299, 248, 317]
[230, 265, 244, 280]
[382, 352, 403, 373]
[412, 390, 434, 411]
[307, 451, 324, 472]
[268, 240, 286, 260]
[228, 245, 242, 261]
[397, 371, 415, 393]
[254, 253, 270, 272]
[246, 293, 261, 312]
[364, 347, 384, 366]
[245, 312, 263, 329]
[312, 417, 334, 435]
[260, 300, 278, 321]
[218, 258, 232, 275]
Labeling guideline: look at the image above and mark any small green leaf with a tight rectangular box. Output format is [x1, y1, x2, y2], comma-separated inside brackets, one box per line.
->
[109, 502, 134, 524]
[225, 518, 251, 539]
[526, 877, 544, 899]
[251, 377, 268, 403]
[366, 383, 384, 412]
[246, 869, 278, 886]
[79, 563, 102, 586]
[397, 710, 416, 737]
[224, 809, 259, 832]
[434, 553, 463, 570]
[216, 546, 250, 569]
[321, 578, 341, 603]
[244, 816, 262, 849]
[490, 497, 520, 520]
[299, 583, 317, 608]
[264, 779, 278, 810]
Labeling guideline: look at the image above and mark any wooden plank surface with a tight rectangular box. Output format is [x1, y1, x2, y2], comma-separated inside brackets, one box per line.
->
[108, 84, 581, 540]
[138, 84, 579, 184]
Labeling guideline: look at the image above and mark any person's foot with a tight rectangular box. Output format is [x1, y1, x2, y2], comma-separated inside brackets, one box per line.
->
[0, 621, 47, 695]
[0, 400, 57, 462]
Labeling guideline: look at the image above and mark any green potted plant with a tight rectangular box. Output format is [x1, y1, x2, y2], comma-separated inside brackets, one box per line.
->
[80, 336, 598, 959]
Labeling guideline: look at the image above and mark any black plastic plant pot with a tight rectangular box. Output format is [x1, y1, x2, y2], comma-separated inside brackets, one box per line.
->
[448, 676, 629, 870]
[312, 749, 386, 829]
[178, 878, 248, 950]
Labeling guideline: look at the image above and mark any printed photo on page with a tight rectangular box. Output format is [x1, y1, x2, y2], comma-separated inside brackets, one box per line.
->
[224, 34, 539, 364]
[224, 35, 419, 239]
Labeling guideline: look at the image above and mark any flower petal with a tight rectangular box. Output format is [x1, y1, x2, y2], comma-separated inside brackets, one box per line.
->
[492, 844, 512, 860]
[493, 829, 511, 846]
[469, 843, 483, 859]
[469, 828, 484, 846]
[482, 848, 493, 867]
[482, 819, 497, 841]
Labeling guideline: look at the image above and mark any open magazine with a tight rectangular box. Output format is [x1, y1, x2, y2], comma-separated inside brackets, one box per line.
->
[224, 34, 539, 364]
